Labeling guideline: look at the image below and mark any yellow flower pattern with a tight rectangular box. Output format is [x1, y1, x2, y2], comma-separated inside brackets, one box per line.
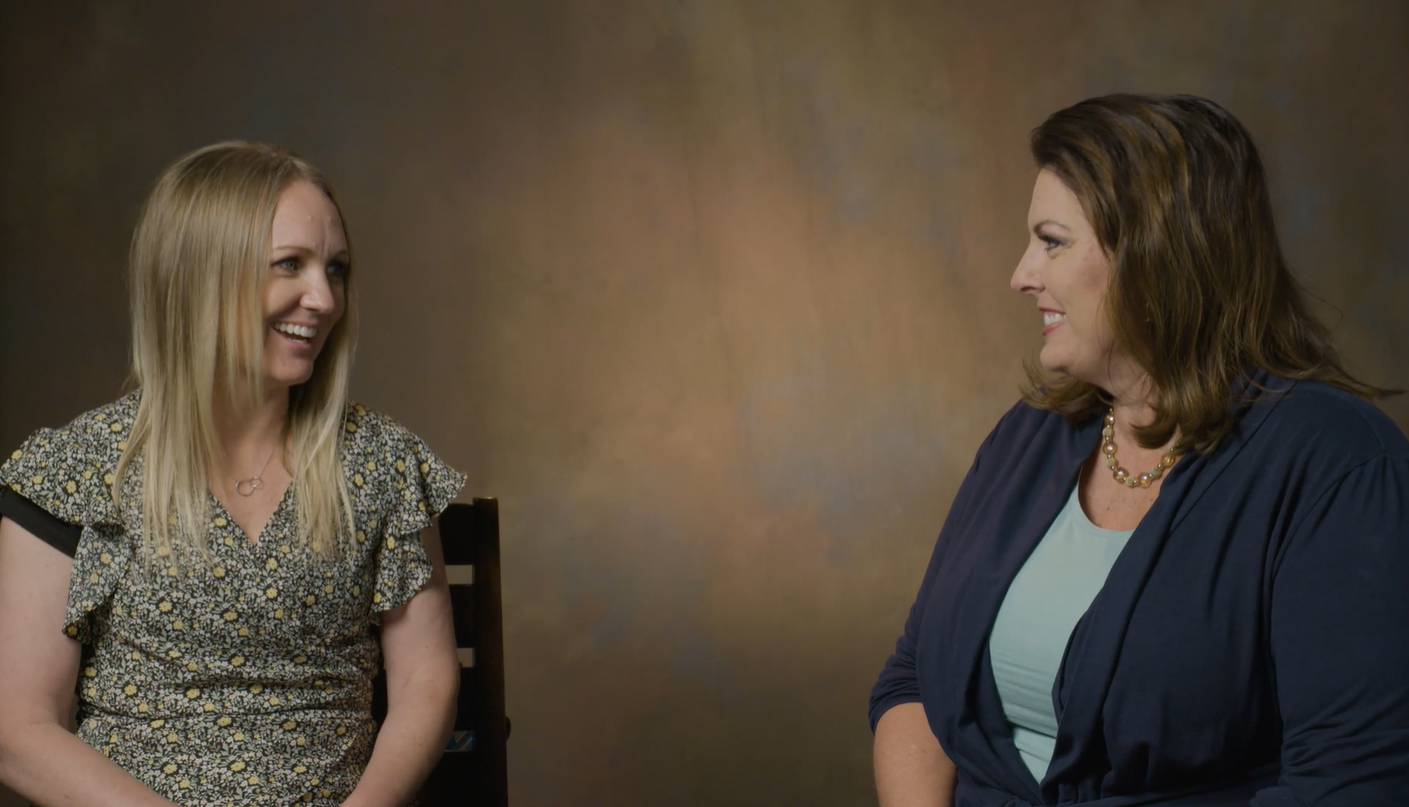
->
[0, 393, 465, 806]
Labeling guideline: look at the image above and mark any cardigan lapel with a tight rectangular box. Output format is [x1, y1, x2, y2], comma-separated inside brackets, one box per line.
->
[1042, 374, 1293, 800]
[939, 410, 1101, 802]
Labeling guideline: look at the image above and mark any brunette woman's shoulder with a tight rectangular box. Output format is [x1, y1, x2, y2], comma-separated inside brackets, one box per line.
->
[1250, 377, 1409, 468]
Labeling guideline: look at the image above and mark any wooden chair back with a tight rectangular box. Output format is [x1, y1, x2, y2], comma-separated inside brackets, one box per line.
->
[372, 497, 508, 806]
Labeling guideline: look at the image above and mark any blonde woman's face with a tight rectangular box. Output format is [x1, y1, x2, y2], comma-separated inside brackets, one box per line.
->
[262, 180, 348, 391]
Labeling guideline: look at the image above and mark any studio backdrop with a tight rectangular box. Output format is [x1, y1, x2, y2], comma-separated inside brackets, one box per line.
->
[2, 2, 1406, 805]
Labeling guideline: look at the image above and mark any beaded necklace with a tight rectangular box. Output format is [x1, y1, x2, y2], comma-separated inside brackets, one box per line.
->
[1100, 408, 1180, 489]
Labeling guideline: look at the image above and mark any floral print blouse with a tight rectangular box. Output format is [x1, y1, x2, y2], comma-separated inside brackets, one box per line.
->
[0, 392, 465, 806]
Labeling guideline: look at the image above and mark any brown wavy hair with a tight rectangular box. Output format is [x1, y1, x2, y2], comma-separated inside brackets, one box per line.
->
[1022, 93, 1393, 454]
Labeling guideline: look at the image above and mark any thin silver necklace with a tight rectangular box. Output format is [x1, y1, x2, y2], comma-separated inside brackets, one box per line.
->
[233, 446, 278, 497]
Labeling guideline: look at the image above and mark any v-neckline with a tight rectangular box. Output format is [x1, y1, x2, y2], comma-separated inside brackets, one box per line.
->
[1000, 377, 1289, 797]
[208, 482, 293, 548]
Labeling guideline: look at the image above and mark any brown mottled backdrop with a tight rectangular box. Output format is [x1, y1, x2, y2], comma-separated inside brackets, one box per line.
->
[2, 1, 1406, 805]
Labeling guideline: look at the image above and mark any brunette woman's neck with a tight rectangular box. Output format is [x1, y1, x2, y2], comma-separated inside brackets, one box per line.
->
[1105, 374, 1170, 450]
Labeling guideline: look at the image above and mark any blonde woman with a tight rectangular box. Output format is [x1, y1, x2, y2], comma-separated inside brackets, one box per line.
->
[0, 142, 463, 806]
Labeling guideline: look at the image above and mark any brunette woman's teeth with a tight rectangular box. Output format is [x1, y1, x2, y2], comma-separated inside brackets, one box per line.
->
[1043, 312, 1065, 327]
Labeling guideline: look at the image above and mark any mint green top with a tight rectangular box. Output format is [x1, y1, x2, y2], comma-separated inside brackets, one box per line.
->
[987, 482, 1134, 782]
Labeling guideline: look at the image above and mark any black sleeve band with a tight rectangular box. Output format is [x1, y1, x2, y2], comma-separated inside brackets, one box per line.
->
[0, 487, 81, 557]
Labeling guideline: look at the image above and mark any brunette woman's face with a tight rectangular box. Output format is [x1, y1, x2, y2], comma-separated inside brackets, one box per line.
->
[262, 180, 348, 391]
[1010, 169, 1132, 390]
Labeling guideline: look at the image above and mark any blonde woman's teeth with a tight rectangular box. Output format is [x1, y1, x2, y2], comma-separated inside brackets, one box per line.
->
[274, 323, 316, 339]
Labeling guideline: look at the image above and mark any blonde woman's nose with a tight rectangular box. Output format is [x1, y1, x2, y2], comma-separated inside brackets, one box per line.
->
[300, 271, 337, 312]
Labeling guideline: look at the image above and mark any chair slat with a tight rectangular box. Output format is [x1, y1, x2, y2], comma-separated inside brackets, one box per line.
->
[446, 563, 474, 586]
[456, 647, 476, 668]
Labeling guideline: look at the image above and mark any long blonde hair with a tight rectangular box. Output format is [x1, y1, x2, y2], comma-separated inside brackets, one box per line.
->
[114, 141, 358, 561]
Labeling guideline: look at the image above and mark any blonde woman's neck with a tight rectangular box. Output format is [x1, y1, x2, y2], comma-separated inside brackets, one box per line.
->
[212, 386, 289, 467]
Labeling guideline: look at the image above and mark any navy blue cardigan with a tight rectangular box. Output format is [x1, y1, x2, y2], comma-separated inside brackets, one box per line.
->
[870, 375, 1409, 806]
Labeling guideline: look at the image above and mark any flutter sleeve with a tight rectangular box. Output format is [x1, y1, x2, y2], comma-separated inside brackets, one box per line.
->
[0, 415, 131, 644]
[367, 418, 467, 617]
[0, 487, 81, 556]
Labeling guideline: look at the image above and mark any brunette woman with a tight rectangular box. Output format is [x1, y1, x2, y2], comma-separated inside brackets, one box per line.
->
[871, 95, 1409, 806]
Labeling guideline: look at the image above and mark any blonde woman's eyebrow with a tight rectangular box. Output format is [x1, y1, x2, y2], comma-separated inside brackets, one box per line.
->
[271, 245, 351, 260]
